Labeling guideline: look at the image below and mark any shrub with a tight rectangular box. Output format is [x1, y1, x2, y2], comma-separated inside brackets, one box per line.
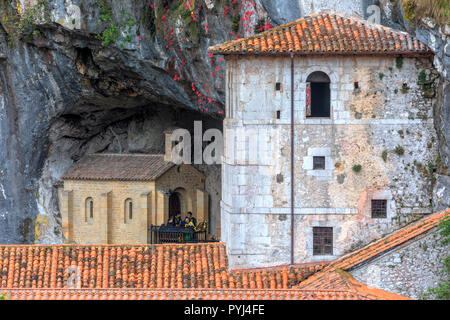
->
[423, 216, 450, 300]
[396, 56, 404, 69]
[395, 146, 405, 156]
[401, 0, 450, 26]
[352, 164, 362, 172]
[382, 150, 388, 162]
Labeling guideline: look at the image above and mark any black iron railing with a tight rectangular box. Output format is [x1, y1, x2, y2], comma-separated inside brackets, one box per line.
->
[149, 225, 208, 244]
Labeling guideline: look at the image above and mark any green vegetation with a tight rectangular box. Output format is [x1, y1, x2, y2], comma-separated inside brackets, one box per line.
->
[418, 70, 427, 84]
[417, 70, 437, 98]
[231, 13, 241, 33]
[401, 0, 450, 25]
[0, 292, 8, 300]
[379, 72, 385, 80]
[96, 0, 136, 48]
[401, 83, 409, 93]
[396, 56, 403, 69]
[352, 164, 362, 173]
[382, 150, 388, 162]
[0, 0, 50, 46]
[395, 145, 405, 156]
[402, 0, 417, 23]
[422, 216, 450, 300]
[428, 161, 436, 174]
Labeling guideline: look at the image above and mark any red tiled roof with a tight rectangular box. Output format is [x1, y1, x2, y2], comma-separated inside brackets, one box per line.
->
[62, 154, 174, 181]
[209, 12, 431, 56]
[228, 263, 325, 289]
[1, 287, 392, 300]
[296, 209, 450, 290]
[3, 210, 447, 300]
[296, 269, 410, 300]
[0, 243, 323, 290]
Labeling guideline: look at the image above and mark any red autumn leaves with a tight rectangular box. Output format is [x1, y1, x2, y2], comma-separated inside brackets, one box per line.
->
[141, 0, 270, 115]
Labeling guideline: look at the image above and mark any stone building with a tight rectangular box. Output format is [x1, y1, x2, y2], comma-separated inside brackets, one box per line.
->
[210, 12, 440, 268]
[58, 153, 208, 244]
[297, 210, 449, 300]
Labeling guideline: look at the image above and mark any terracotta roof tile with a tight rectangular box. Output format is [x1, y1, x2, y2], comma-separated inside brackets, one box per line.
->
[3, 209, 446, 300]
[1, 287, 390, 300]
[296, 209, 449, 291]
[62, 154, 174, 181]
[209, 12, 431, 56]
[296, 269, 410, 300]
[0, 243, 323, 290]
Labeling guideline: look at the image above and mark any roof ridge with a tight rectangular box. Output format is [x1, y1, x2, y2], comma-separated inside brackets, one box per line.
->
[62, 152, 175, 181]
[230, 261, 328, 272]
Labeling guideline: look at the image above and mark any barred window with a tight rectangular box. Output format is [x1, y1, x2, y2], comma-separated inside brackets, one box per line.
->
[313, 227, 333, 255]
[371, 200, 387, 218]
[313, 156, 326, 170]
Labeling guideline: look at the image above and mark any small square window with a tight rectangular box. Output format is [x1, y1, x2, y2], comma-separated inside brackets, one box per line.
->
[313, 156, 326, 170]
[371, 200, 387, 218]
[313, 227, 333, 255]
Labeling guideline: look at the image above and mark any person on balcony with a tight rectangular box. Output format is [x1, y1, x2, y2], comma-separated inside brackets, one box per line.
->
[182, 216, 195, 241]
[174, 212, 182, 226]
[166, 216, 175, 227]
[187, 212, 197, 227]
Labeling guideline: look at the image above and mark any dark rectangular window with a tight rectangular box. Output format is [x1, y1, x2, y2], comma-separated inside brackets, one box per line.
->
[129, 202, 133, 220]
[313, 156, 326, 170]
[313, 227, 333, 255]
[89, 201, 93, 219]
[371, 200, 387, 218]
[276, 110, 281, 119]
[275, 82, 281, 91]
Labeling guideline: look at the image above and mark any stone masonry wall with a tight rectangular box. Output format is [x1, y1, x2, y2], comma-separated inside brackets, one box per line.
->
[62, 180, 154, 244]
[222, 54, 439, 268]
[60, 164, 208, 244]
[350, 229, 449, 299]
[155, 164, 208, 227]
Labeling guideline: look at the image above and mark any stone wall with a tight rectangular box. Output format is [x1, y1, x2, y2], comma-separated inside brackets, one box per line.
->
[156, 164, 209, 227]
[60, 163, 209, 244]
[350, 228, 449, 299]
[61, 180, 153, 244]
[222, 54, 439, 268]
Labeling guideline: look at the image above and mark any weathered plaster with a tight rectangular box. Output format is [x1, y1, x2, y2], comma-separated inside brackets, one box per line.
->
[222, 54, 439, 268]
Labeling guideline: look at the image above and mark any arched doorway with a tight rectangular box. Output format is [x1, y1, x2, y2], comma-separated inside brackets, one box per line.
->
[169, 192, 181, 218]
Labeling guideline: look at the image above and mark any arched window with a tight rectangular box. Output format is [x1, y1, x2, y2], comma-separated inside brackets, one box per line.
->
[124, 198, 133, 222]
[306, 71, 331, 118]
[85, 197, 94, 222]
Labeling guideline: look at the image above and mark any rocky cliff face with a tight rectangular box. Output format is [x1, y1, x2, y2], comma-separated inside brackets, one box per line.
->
[0, 0, 448, 244]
